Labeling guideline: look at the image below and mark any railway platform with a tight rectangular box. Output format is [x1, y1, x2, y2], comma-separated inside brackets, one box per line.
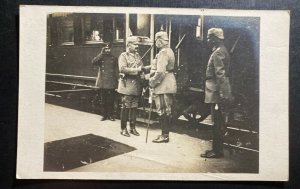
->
[45, 103, 258, 173]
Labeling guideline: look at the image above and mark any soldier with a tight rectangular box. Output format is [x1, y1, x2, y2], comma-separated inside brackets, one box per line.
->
[146, 31, 177, 143]
[117, 36, 144, 137]
[200, 28, 233, 158]
[92, 43, 118, 121]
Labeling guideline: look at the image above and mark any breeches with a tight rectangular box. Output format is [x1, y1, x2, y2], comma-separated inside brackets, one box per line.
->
[153, 94, 174, 116]
[121, 95, 139, 108]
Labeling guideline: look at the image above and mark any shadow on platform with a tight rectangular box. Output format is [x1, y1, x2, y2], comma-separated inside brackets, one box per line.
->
[44, 134, 136, 171]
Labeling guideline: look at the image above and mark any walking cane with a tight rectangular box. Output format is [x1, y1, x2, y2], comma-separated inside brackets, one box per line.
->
[146, 89, 153, 143]
[141, 86, 148, 124]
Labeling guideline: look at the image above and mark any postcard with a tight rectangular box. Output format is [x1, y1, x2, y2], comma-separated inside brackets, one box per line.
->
[17, 5, 289, 180]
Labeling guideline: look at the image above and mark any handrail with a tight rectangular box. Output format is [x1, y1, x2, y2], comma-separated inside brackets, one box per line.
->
[46, 89, 94, 93]
[46, 80, 98, 89]
[46, 73, 97, 81]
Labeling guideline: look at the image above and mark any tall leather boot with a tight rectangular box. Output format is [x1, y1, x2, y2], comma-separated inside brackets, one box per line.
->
[152, 115, 169, 143]
[120, 108, 130, 137]
[129, 108, 139, 136]
[162, 115, 171, 136]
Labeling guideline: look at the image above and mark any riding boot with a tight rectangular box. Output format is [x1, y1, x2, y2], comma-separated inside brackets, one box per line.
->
[152, 115, 169, 143]
[129, 108, 139, 136]
[162, 115, 170, 136]
[120, 108, 130, 137]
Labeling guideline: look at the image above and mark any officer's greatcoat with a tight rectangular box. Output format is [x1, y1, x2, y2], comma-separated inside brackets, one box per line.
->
[92, 53, 118, 89]
[117, 52, 143, 96]
[149, 47, 177, 94]
[205, 44, 232, 103]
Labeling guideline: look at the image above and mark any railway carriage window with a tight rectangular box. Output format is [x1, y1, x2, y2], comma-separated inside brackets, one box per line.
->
[60, 14, 74, 45]
[84, 14, 104, 44]
[83, 14, 125, 43]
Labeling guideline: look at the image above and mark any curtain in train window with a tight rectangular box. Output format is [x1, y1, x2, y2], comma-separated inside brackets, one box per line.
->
[60, 14, 74, 45]
[114, 15, 125, 41]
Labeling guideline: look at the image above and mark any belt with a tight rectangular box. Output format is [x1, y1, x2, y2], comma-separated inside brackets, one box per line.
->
[126, 75, 139, 79]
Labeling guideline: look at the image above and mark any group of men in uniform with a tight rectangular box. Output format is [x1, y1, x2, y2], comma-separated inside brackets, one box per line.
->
[92, 28, 232, 158]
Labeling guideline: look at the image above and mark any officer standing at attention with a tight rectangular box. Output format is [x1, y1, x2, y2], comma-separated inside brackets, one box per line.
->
[146, 31, 177, 143]
[117, 36, 144, 137]
[92, 43, 118, 121]
[200, 28, 233, 158]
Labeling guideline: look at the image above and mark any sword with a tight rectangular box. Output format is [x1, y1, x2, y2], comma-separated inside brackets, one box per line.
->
[146, 89, 153, 143]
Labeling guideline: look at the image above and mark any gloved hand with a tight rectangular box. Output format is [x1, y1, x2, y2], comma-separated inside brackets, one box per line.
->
[141, 66, 147, 72]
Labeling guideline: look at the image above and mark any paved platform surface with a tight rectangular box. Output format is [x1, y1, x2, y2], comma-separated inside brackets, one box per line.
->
[45, 103, 258, 173]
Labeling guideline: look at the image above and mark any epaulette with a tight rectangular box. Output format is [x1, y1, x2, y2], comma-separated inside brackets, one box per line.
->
[120, 52, 127, 56]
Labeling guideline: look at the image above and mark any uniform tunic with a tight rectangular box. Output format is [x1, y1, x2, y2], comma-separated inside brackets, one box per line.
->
[92, 53, 118, 89]
[117, 52, 144, 108]
[205, 44, 232, 103]
[149, 47, 177, 94]
[117, 52, 143, 96]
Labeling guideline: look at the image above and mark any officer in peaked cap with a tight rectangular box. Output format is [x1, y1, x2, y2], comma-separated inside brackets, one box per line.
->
[117, 36, 145, 137]
[200, 27, 233, 158]
[207, 28, 224, 39]
[92, 43, 118, 121]
[155, 31, 169, 41]
[145, 31, 177, 143]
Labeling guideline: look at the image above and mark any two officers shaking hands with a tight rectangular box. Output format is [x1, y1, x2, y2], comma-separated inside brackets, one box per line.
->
[117, 31, 177, 144]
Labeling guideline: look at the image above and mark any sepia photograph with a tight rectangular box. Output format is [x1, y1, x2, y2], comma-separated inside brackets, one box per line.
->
[17, 6, 289, 180]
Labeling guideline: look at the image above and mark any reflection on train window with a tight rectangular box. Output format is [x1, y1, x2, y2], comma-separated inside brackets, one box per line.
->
[84, 14, 125, 44]
[60, 14, 74, 45]
[84, 14, 104, 44]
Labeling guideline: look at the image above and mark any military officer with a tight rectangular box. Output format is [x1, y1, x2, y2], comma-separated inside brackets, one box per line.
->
[92, 43, 118, 121]
[200, 28, 233, 158]
[146, 31, 177, 143]
[117, 36, 144, 137]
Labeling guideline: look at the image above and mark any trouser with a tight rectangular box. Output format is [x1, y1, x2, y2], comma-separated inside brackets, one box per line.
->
[210, 103, 226, 154]
[100, 89, 115, 118]
[120, 95, 139, 130]
[153, 94, 174, 135]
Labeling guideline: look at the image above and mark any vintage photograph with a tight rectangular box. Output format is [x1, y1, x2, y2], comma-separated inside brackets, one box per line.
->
[44, 12, 259, 173]
[17, 6, 289, 180]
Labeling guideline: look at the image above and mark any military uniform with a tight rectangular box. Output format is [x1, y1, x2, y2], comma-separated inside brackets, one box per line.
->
[148, 31, 177, 143]
[117, 52, 143, 99]
[117, 36, 144, 137]
[92, 46, 118, 121]
[202, 28, 233, 158]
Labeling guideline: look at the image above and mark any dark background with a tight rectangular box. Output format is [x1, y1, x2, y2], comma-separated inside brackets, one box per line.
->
[0, 0, 299, 188]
